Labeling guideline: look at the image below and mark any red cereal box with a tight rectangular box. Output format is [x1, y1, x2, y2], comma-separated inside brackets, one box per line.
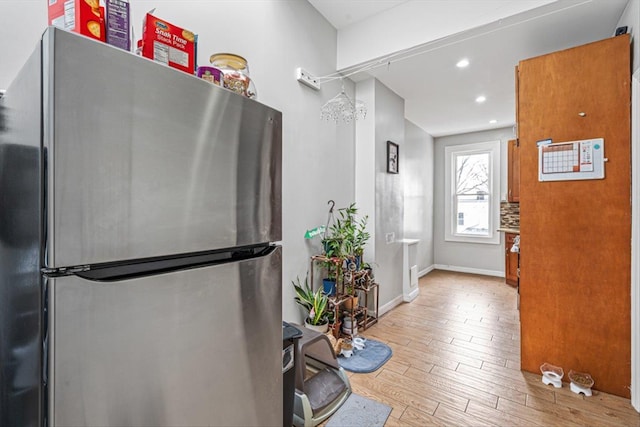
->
[141, 13, 196, 75]
[48, 0, 106, 42]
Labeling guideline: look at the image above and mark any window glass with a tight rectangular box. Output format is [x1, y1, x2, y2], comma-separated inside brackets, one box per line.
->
[444, 141, 500, 244]
[455, 152, 490, 236]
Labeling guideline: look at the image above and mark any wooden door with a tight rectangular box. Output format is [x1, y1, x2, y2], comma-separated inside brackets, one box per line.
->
[518, 35, 631, 398]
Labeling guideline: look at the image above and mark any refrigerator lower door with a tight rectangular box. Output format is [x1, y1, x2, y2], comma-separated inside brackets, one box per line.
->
[48, 247, 282, 427]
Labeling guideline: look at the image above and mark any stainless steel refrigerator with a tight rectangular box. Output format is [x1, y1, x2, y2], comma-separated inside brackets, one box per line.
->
[0, 27, 283, 426]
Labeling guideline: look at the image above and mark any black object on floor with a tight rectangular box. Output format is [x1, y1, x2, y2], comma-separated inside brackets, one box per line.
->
[283, 322, 303, 427]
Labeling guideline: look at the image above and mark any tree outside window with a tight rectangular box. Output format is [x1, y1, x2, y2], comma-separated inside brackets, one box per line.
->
[444, 140, 500, 244]
[455, 152, 490, 236]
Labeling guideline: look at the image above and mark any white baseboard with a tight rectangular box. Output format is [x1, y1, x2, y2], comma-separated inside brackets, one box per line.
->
[403, 288, 419, 303]
[434, 264, 504, 278]
[378, 294, 404, 317]
[419, 265, 435, 277]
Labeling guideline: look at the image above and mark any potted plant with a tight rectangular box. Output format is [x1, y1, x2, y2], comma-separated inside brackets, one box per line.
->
[352, 214, 370, 269]
[343, 282, 359, 310]
[292, 276, 330, 333]
[319, 237, 342, 295]
[330, 203, 369, 269]
[327, 310, 341, 338]
[319, 202, 369, 295]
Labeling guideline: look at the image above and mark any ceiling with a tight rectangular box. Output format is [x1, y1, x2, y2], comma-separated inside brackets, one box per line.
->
[308, 0, 629, 136]
[308, 0, 409, 29]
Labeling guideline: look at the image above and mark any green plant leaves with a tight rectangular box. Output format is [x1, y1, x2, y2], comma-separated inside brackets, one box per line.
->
[292, 275, 329, 325]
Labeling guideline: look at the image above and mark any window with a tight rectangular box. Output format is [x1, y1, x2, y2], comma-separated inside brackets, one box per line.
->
[445, 141, 500, 244]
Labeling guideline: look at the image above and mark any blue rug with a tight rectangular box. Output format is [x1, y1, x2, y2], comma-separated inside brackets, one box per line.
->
[337, 339, 392, 373]
[326, 393, 391, 427]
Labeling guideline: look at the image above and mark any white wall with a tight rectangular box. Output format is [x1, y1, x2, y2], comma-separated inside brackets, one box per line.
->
[373, 80, 405, 311]
[355, 78, 405, 312]
[618, 0, 639, 72]
[355, 79, 377, 264]
[404, 119, 435, 273]
[0, 2, 48, 89]
[618, 0, 640, 411]
[0, 1, 356, 325]
[335, 0, 555, 70]
[434, 127, 515, 276]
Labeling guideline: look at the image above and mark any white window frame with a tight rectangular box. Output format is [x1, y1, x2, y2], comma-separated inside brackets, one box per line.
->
[444, 140, 500, 244]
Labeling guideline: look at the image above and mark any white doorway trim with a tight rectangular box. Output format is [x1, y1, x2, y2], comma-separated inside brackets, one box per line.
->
[631, 68, 639, 412]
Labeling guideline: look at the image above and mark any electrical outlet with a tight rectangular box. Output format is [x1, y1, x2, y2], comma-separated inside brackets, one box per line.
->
[296, 67, 320, 91]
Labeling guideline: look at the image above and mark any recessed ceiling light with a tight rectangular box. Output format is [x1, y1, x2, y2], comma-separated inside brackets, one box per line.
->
[476, 95, 486, 103]
[489, 119, 497, 124]
[456, 59, 469, 68]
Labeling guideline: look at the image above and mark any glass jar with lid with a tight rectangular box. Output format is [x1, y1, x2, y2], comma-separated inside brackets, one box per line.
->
[209, 53, 257, 99]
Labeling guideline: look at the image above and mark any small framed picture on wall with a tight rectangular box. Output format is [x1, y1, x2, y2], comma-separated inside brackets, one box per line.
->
[387, 141, 399, 174]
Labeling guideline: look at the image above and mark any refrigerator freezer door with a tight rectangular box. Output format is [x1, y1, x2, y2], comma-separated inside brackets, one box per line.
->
[43, 28, 282, 268]
[49, 247, 282, 427]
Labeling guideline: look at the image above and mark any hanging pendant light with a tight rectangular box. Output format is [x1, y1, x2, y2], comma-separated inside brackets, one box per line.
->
[320, 80, 367, 124]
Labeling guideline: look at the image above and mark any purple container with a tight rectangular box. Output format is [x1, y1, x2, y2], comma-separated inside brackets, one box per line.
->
[197, 66, 223, 86]
[106, 0, 130, 51]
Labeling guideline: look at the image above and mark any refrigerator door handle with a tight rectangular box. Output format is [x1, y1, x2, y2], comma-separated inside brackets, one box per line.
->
[41, 265, 91, 277]
[43, 244, 276, 282]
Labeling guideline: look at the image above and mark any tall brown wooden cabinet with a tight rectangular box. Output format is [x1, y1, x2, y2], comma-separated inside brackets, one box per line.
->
[517, 35, 631, 398]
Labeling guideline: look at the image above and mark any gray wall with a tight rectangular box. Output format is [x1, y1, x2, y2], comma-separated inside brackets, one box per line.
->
[618, 0, 639, 73]
[0, 1, 355, 324]
[404, 119, 435, 273]
[356, 78, 405, 311]
[374, 80, 405, 310]
[434, 127, 515, 275]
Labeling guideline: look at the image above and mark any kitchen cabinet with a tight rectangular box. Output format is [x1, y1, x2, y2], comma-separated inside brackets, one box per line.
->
[507, 139, 520, 202]
[518, 34, 630, 398]
[505, 232, 519, 287]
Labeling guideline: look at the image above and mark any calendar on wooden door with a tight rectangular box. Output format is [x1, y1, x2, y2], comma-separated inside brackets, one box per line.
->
[538, 138, 605, 182]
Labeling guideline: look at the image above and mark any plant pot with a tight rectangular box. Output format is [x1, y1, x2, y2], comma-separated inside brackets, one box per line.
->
[304, 320, 329, 334]
[322, 278, 336, 296]
[343, 295, 359, 310]
[346, 256, 361, 271]
[330, 320, 342, 338]
[342, 323, 358, 336]
[343, 317, 356, 328]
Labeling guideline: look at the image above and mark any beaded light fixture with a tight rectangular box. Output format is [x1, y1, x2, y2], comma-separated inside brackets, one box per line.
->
[320, 82, 367, 124]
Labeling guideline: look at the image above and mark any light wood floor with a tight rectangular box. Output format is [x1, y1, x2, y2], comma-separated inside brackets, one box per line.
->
[348, 270, 640, 426]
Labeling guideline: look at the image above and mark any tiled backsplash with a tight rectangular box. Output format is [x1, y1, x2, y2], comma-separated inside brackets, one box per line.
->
[500, 202, 520, 229]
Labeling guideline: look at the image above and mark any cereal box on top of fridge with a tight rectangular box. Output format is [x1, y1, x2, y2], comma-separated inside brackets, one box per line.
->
[141, 13, 196, 75]
[105, 0, 130, 51]
[48, 0, 106, 42]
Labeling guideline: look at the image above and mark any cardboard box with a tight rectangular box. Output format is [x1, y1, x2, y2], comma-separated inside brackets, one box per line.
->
[105, 0, 130, 51]
[141, 13, 196, 75]
[48, 0, 106, 42]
